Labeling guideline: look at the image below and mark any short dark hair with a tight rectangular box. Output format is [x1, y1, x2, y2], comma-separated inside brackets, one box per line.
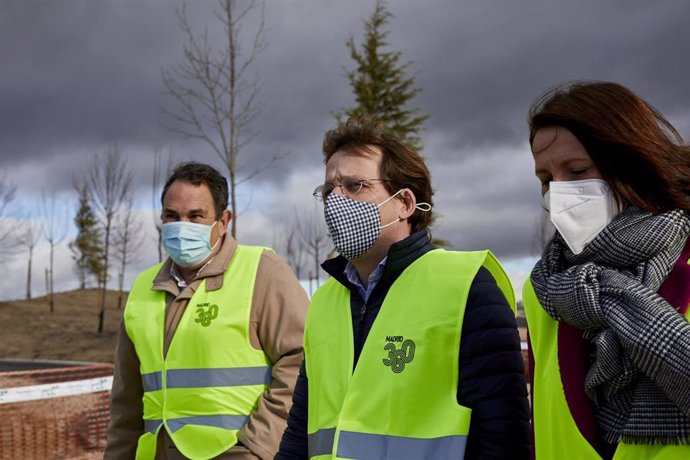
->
[161, 162, 229, 219]
[323, 117, 434, 231]
[529, 81, 690, 212]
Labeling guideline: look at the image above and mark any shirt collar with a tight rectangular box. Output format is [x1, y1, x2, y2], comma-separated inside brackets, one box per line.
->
[169, 256, 216, 289]
[344, 256, 388, 303]
[322, 229, 433, 284]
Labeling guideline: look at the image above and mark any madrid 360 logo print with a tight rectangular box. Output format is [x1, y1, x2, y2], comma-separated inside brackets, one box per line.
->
[194, 303, 219, 327]
[382, 336, 416, 373]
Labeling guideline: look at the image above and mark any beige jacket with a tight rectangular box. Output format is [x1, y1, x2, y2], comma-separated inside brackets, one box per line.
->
[104, 235, 309, 459]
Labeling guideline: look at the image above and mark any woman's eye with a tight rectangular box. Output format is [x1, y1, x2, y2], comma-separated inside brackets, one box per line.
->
[571, 168, 589, 176]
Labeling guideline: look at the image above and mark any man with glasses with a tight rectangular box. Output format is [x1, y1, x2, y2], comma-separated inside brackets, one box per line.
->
[277, 118, 529, 459]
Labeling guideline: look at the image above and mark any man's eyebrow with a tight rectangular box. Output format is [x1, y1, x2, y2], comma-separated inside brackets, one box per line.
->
[330, 174, 359, 183]
[186, 208, 207, 215]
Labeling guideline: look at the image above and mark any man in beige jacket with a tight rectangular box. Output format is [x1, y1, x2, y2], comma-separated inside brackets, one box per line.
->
[105, 162, 308, 459]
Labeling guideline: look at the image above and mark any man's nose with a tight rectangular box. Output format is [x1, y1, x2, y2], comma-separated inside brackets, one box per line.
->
[332, 184, 346, 197]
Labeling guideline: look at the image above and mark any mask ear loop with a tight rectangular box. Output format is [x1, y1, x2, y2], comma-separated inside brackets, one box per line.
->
[378, 189, 433, 211]
[378, 191, 433, 229]
[209, 220, 222, 251]
[376, 189, 405, 208]
[378, 189, 405, 229]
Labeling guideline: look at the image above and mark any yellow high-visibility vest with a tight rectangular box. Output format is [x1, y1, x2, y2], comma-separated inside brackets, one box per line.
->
[524, 276, 690, 460]
[124, 245, 272, 460]
[305, 249, 515, 459]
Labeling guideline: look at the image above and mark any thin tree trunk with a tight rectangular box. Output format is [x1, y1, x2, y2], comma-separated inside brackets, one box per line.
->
[45, 268, 49, 304]
[230, 170, 237, 237]
[49, 242, 55, 313]
[26, 246, 33, 299]
[98, 221, 111, 334]
[117, 271, 124, 310]
[227, 0, 238, 238]
[79, 257, 86, 289]
[117, 236, 127, 310]
[157, 227, 163, 263]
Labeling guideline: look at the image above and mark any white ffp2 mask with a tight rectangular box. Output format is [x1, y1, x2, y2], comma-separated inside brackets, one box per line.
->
[544, 179, 619, 255]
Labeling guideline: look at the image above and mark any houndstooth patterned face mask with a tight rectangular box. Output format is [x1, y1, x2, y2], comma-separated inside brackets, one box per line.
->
[324, 190, 411, 260]
[324, 192, 396, 260]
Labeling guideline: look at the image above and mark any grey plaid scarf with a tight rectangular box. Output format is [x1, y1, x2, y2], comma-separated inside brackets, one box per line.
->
[531, 207, 690, 444]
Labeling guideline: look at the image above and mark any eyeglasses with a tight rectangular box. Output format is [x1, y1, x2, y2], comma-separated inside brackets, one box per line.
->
[312, 178, 394, 202]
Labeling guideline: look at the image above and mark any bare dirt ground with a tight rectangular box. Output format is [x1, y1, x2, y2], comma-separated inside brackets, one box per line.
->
[0, 289, 127, 364]
[0, 289, 529, 365]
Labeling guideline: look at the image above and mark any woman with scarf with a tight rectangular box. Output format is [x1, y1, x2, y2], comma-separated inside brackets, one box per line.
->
[523, 81, 690, 459]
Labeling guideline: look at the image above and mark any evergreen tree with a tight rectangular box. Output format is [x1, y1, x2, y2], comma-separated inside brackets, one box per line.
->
[337, 1, 450, 246]
[69, 183, 104, 289]
[335, 0, 429, 151]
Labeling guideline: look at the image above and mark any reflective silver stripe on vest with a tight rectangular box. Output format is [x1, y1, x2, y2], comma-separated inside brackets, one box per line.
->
[141, 367, 272, 392]
[166, 366, 272, 388]
[144, 419, 163, 434]
[142, 371, 163, 392]
[143, 415, 250, 434]
[337, 432, 467, 460]
[308, 428, 336, 457]
[166, 414, 250, 433]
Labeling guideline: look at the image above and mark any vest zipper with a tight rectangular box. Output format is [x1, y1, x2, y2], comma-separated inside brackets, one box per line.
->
[356, 303, 368, 360]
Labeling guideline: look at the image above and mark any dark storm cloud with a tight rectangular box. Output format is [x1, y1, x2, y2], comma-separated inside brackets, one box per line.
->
[0, 2, 183, 161]
[426, 141, 543, 259]
[387, 0, 690, 154]
[3, 0, 689, 169]
[1, 0, 689, 271]
[243, 0, 690, 186]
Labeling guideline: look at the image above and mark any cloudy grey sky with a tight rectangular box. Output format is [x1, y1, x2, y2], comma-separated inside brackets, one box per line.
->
[1, 0, 689, 301]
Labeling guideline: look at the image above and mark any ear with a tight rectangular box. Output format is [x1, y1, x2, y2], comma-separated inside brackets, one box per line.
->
[397, 189, 417, 220]
[218, 209, 233, 235]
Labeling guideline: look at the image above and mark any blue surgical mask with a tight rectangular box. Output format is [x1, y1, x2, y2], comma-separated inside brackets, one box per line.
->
[162, 221, 219, 267]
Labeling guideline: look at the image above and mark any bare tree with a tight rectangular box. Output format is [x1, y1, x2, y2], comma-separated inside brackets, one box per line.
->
[114, 197, 144, 310]
[275, 216, 307, 279]
[152, 146, 176, 262]
[0, 178, 21, 259]
[162, 0, 283, 238]
[297, 205, 331, 290]
[89, 146, 134, 333]
[19, 217, 42, 299]
[41, 191, 68, 313]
